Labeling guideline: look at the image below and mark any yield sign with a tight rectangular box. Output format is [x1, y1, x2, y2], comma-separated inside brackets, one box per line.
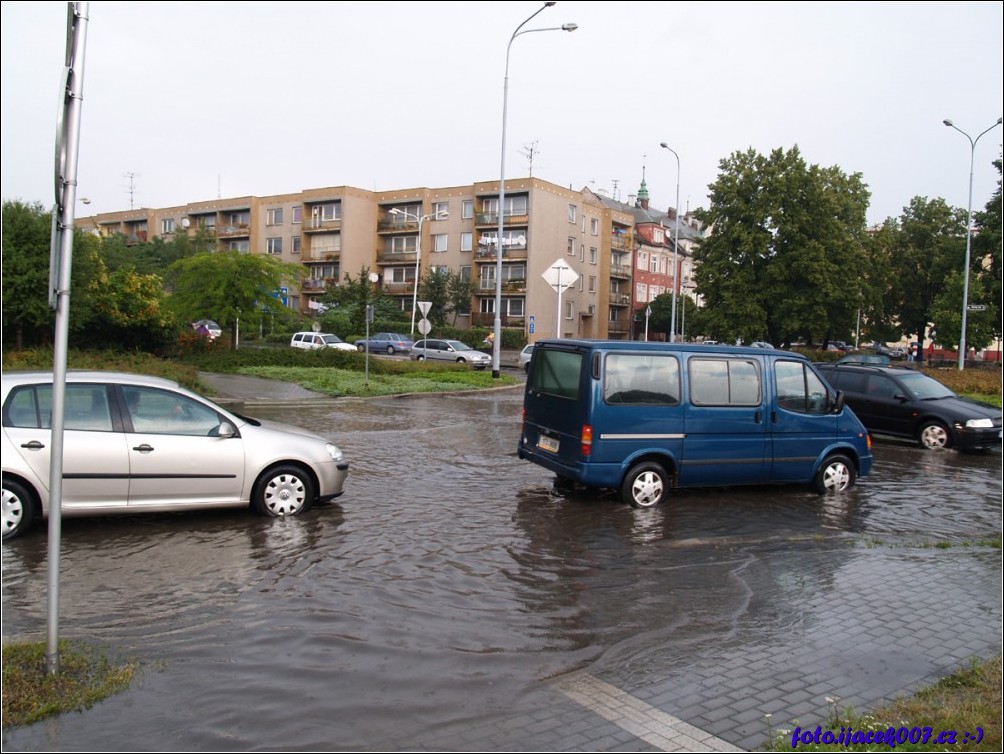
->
[542, 259, 578, 292]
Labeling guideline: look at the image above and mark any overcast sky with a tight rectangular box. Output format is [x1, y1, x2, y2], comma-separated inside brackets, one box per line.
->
[2, 1, 1002, 227]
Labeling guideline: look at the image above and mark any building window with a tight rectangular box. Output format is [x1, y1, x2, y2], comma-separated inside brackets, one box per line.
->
[459, 265, 472, 281]
[433, 201, 449, 217]
[292, 236, 301, 254]
[590, 217, 599, 236]
[292, 206, 302, 224]
[589, 247, 597, 264]
[568, 204, 577, 224]
[567, 237, 575, 256]
[161, 218, 175, 234]
[462, 199, 474, 219]
[267, 237, 283, 254]
[654, 228, 665, 244]
[266, 208, 283, 226]
[460, 232, 473, 252]
[637, 283, 648, 300]
[228, 240, 249, 252]
[651, 255, 659, 272]
[638, 251, 648, 267]
[564, 300, 574, 319]
[433, 234, 448, 252]
[589, 276, 596, 293]
[430, 265, 449, 276]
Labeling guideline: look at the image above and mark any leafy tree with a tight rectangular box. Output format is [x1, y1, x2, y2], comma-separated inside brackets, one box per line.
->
[446, 271, 476, 326]
[80, 256, 176, 350]
[320, 267, 387, 337]
[417, 268, 450, 329]
[2, 200, 105, 350]
[881, 196, 966, 362]
[693, 147, 869, 347]
[166, 251, 305, 349]
[929, 268, 998, 352]
[970, 155, 1002, 349]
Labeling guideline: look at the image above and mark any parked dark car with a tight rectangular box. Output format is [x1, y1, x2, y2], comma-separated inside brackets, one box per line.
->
[816, 363, 1002, 451]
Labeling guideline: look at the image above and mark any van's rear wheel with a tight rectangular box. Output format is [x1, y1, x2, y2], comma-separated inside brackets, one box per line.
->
[622, 462, 669, 509]
[813, 454, 855, 494]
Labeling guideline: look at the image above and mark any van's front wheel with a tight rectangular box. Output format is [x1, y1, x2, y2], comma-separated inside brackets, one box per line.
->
[813, 454, 855, 494]
[622, 462, 669, 508]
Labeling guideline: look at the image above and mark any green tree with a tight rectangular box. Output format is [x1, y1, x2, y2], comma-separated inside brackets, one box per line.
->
[882, 196, 966, 362]
[694, 147, 870, 347]
[446, 271, 476, 326]
[166, 251, 305, 349]
[320, 267, 385, 337]
[928, 268, 998, 352]
[2, 200, 104, 350]
[80, 256, 176, 350]
[418, 268, 450, 329]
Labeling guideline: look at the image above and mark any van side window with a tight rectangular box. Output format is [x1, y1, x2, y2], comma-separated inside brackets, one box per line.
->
[776, 361, 829, 414]
[689, 358, 761, 406]
[604, 354, 680, 405]
[528, 349, 582, 400]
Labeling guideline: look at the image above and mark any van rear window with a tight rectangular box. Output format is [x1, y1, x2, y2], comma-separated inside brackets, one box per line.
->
[604, 353, 680, 405]
[528, 349, 582, 399]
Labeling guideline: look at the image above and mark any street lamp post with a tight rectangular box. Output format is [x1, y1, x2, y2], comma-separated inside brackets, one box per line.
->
[493, 1, 577, 378]
[659, 142, 681, 343]
[389, 207, 448, 336]
[943, 117, 1002, 371]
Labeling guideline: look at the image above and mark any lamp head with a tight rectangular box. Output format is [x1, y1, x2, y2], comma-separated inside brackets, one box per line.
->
[943, 119, 953, 127]
[660, 142, 669, 148]
[544, 1, 556, 6]
[562, 23, 577, 31]
[389, 207, 402, 215]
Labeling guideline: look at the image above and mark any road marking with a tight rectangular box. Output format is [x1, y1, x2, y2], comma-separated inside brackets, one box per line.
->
[557, 673, 744, 752]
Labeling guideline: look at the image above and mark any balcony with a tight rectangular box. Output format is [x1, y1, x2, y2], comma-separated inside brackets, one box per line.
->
[125, 230, 148, 246]
[607, 317, 630, 334]
[477, 279, 526, 294]
[474, 246, 528, 262]
[611, 234, 633, 251]
[302, 278, 326, 292]
[303, 217, 342, 233]
[609, 294, 631, 306]
[378, 217, 418, 233]
[475, 212, 529, 228]
[304, 250, 341, 263]
[377, 250, 418, 265]
[471, 312, 526, 329]
[381, 281, 417, 295]
[217, 224, 250, 239]
[610, 264, 632, 279]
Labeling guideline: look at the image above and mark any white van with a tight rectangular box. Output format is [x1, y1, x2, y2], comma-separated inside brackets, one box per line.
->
[518, 339, 873, 508]
[290, 332, 356, 351]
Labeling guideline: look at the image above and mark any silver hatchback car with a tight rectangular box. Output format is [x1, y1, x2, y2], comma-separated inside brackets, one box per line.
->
[1, 371, 350, 539]
[410, 339, 491, 369]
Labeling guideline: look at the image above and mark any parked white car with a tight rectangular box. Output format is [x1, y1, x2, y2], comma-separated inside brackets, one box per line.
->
[1, 371, 350, 539]
[290, 332, 356, 351]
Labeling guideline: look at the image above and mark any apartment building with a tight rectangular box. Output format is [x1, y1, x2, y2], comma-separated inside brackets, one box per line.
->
[78, 177, 638, 340]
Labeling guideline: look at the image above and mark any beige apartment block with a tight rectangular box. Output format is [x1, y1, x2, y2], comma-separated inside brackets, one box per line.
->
[78, 177, 636, 340]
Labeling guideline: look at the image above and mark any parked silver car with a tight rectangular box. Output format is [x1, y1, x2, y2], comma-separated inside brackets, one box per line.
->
[518, 343, 535, 372]
[1, 371, 350, 539]
[410, 339, 491, 369]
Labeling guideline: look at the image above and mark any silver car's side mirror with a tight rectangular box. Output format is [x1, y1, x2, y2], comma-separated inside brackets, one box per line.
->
[217, 421, 236, 438]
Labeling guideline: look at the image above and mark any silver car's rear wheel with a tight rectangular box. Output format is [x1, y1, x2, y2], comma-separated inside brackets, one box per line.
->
[252, 465, 314, 518]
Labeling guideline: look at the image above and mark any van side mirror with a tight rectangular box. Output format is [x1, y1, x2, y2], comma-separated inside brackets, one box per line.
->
[831, 390, 845, 414]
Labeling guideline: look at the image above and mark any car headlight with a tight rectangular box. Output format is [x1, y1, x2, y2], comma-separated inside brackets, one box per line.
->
[325, 442, 344, 461]
[965, 418, 994, 428]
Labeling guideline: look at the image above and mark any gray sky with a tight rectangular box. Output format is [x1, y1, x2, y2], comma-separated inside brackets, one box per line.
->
[2, 1, 1002, 226]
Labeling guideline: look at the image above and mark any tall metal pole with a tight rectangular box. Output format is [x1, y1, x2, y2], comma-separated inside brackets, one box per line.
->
[494, 2, 576, 378]
[47, 1, 89, 675]
[943, 117, 1002, 370]
[412, 213, 425, 337]
[660, 143, 681, 343]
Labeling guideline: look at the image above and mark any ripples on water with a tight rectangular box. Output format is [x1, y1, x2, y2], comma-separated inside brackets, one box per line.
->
[2, 391, 1000, 750]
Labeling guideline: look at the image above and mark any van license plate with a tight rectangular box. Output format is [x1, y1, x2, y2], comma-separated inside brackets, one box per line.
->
[538, 436, 559, 453]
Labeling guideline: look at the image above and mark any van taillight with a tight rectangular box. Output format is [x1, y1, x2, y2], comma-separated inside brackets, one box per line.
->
[581, 424, 593, 456]
[521, 407, 526, 435]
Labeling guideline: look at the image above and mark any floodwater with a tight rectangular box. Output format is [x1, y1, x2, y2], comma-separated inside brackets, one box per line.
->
[2, 389, 1001, 751]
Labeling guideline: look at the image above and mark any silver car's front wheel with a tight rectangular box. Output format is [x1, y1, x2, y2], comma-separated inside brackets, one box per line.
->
[252, 465, 314, 518]
[2, 479, 38, 539]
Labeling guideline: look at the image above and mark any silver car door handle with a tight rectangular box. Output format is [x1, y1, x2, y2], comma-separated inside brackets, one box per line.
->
[21, 441, 45, 450]
[132, 444, 155, 453]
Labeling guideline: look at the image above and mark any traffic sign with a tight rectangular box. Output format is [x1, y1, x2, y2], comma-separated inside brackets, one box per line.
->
[967, 304, 987, 311]
[418, 319, 431, 335]
[418, 301, 432, 317]
[542, 259, 578, 292]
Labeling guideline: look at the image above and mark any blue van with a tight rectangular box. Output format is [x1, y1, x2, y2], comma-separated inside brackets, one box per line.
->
[518, 339, 872, 508]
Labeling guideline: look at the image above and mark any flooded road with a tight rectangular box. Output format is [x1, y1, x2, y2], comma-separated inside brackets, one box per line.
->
[3, 389, 1001, 751]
